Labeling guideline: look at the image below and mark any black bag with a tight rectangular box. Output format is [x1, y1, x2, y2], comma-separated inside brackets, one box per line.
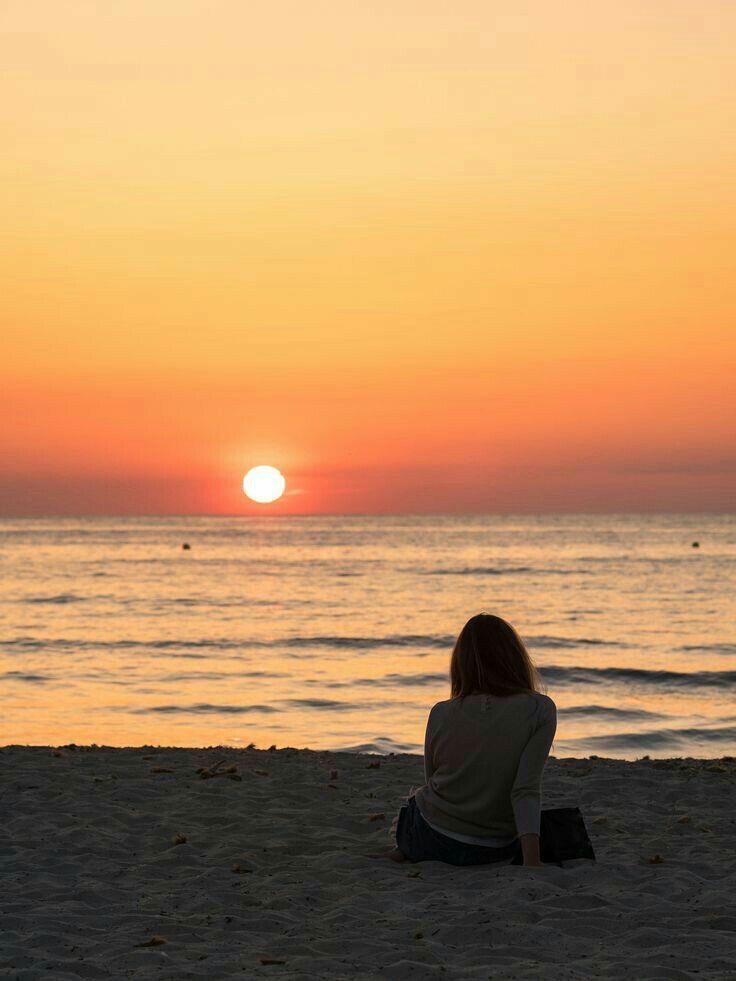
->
[511, 806, 596, 864]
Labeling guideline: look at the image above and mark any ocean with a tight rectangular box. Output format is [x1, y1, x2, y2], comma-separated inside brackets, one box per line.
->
[1, 514, 734, 759]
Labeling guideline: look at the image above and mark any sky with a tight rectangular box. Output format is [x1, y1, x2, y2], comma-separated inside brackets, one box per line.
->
[2, 1, 735, 514]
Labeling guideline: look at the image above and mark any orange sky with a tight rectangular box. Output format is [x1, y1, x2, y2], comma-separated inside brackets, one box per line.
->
[2, 1, 735, 514]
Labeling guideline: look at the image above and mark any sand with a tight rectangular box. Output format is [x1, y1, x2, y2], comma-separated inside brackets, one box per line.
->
[1, 746, 735, 980]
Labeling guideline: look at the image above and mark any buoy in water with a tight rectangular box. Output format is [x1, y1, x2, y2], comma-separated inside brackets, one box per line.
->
[182, 543, 191, 550]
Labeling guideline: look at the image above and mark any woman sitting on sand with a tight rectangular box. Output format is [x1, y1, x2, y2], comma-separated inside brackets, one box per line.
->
[391, 613, 557, 868]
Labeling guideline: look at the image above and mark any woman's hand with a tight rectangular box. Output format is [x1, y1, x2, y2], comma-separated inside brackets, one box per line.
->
[519, 832, 544, 867]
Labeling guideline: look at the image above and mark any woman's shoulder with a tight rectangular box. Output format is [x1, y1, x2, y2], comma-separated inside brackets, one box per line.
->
[499, 690, 556, 720]
[426, 697, 456, 728]
[528, 691, 557, 718]
[429, 697, 453, 717]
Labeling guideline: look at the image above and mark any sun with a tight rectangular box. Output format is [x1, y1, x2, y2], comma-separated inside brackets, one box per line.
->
[243, 465, 286, 504]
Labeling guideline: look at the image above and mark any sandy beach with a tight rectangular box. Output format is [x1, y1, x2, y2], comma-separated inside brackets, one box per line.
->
[2, 746, 735, 980]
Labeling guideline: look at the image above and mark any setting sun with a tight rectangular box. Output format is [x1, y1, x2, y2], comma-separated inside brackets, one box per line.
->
[243, 465, 286, 504]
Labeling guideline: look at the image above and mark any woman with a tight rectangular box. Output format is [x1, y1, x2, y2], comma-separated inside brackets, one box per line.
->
[392, 613, 557, 867]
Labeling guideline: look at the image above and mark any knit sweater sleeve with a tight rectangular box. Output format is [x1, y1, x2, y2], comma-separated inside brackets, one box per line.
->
[423, 707, 437, 784]
[510, 696, 557, 836]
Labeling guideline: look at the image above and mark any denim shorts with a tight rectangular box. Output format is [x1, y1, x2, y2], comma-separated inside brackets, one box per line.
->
[395, 797, 521, 866]
[396, 796, 596, 866]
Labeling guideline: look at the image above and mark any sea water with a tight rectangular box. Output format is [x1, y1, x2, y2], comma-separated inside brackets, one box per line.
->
[1, 514, 734, 758]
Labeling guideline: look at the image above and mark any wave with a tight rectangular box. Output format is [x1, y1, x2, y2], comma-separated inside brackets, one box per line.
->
[284, 698, 359, 711]
[131, 703, 281, 715]
[336, 737, 420, 754]
[279, 634, 455, 650]
[558, 704, 665, 720]
[167, 597, 281, 608]
[163, 670, 289, 682]
[26, 593, 87, 605]
[131, 697, 360, 715]
[0, 633, 456, 653]
[2, 636, 289, 655]
[0, 636, 239, 652]
[426, 566, 535, 576]
[526, 635, 624, 649]
[678, 644, 736, 656]
[541, 665, 736, 688]
[1, 671, 53, 683]
[311, 672, 445, 689]
[318, 669, 732, 694]
[425, 566, 578, 577]
[364, 672, 447, 687]
[584, 724, 736, 750]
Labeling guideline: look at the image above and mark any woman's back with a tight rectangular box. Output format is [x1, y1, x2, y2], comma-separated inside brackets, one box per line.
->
[415, 690, 557, 841]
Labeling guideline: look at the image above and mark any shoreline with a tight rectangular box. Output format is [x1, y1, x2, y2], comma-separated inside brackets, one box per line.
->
[5, 743, 736, 768]
[2, 746, 735, 978]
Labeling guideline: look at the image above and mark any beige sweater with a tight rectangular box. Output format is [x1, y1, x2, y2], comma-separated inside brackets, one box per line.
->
[414, 691, 557, 841]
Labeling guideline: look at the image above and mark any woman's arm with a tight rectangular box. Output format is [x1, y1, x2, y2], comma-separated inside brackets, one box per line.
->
[510, 696, 557, 864]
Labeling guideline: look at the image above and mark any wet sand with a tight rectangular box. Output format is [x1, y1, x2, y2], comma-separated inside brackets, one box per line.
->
[1, 745, 735, 979]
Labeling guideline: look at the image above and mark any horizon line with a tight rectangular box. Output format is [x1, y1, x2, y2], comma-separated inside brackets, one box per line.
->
[1, 509, 733, 519]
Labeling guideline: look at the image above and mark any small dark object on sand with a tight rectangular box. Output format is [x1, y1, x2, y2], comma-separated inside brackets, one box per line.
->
[198, 759, 227, 779]
[182, 542, 191, 550]
[692, 541, 699, 548]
